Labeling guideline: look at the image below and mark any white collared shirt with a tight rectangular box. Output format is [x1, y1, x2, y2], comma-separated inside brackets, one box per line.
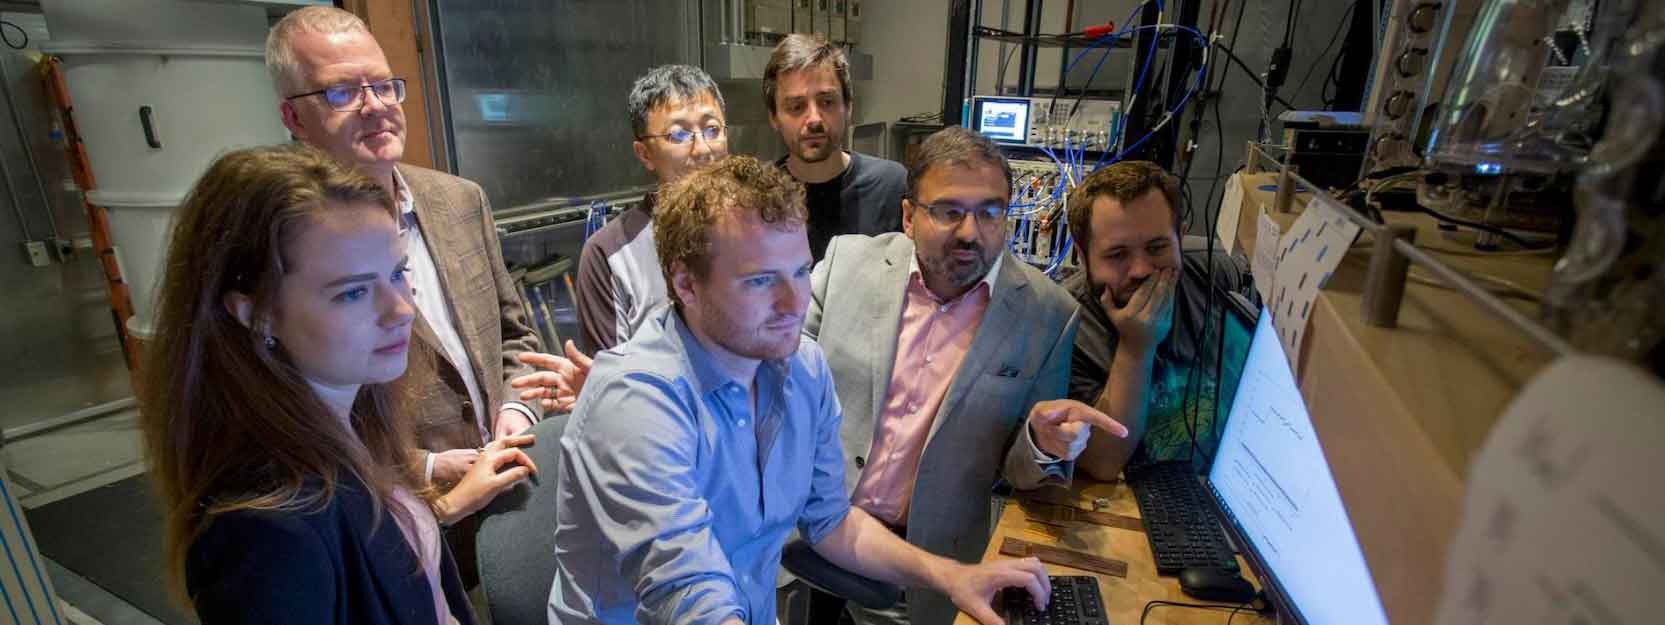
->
[394, 169, 491, 446]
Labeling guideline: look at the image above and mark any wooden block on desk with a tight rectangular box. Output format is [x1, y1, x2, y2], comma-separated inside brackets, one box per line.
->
[999, 537, 1129, 578]
[1078, 509, 1143, 533]
[1017, 500, 1144, 533]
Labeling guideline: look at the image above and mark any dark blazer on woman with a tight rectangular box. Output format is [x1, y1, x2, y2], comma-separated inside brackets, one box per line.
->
[185, 479, 476, 625]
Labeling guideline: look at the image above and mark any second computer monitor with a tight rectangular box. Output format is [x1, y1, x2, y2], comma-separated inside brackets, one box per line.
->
[1207, 309, 1391, 625]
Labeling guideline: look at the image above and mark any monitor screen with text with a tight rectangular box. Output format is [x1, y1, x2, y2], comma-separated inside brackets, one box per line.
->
[975, 99, 1029, 142]
[1208, 310, 1391, 625]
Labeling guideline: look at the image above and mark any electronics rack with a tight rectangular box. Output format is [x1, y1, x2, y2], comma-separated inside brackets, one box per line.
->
[1006, 157, 1084, 275]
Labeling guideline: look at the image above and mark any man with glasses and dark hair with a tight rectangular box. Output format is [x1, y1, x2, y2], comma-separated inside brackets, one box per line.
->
[569, 64, 729, 358]
[510, 66, 730, 414]
[765, 33, 906, 262]
[797, 126, 1130, 625]
[265, 5, 544, 588]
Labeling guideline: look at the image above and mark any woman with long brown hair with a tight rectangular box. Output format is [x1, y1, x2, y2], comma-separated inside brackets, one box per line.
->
[139, 143, 535, 625]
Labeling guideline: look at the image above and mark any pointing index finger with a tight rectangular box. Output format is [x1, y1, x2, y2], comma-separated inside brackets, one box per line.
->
[1062, 403, 1129, 438]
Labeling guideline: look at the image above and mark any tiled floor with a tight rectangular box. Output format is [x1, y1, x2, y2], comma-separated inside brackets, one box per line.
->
[6, 409, 147, 509]
[5, 407, 161, 625]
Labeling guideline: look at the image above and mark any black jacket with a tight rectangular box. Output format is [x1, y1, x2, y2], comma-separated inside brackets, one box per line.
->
[186, 479, 476, 625]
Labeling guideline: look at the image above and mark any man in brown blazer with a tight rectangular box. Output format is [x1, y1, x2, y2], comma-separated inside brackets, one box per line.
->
[264, 6, 543, 584]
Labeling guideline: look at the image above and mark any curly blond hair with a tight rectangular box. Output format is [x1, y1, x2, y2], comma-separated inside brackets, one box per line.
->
[654, 156, 807, 306]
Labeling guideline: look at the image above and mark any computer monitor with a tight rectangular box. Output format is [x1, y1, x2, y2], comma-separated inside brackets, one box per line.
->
[1206, 309, 1391, 625]
[973, 97, 1030, 143]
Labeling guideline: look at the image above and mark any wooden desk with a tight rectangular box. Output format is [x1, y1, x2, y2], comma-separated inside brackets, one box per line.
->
[953, 481, 1274, 625]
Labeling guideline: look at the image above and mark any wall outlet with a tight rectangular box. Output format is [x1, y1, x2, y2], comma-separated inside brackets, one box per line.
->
[22, 240, 49, 267]
[51, 238, 76, 262]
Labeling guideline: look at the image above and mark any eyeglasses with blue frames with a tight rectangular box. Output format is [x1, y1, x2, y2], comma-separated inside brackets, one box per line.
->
[286, 78, 407, 112]
[906, 196, 1011, 228]
[635, 123, 727, 146]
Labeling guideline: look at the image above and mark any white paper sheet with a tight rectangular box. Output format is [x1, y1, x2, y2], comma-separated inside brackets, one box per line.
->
[1216, 173, 1246, 255]
[1268, 197, 1361, 373]
[1433, 356, 1665, 625]
[1251, 208, 1280, 305]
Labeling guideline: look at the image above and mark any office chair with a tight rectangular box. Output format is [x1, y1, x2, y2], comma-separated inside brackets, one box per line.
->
[475, 413, 569, 625]
[778, 537, 903, 624]
[476, 413, 898, 625]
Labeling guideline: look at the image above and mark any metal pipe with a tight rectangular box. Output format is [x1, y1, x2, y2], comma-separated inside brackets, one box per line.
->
[1475, 175, 1510, 249]
[1017, 0, 1041, 96]
[732, 0, 743, 44]
[0, 51, 56, 239]
[1273, 162, 1299, 213]
[997, 0, 1011, 93]
[1, 397, 137, 443]
[1362, 224, 1417, 327]
[0, 116, 29, 242]
[1250, 139, 1573, 356]
[494, 185, 654, 221]
[1393, 238, 1576, 357]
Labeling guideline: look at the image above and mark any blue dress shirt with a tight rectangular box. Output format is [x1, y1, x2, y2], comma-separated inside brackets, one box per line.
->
[548, 307, 852, 625]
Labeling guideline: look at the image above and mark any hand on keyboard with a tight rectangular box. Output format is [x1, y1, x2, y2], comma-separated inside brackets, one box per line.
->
[1002, 576, 1108, 625]
[945, 557, 1051, 625]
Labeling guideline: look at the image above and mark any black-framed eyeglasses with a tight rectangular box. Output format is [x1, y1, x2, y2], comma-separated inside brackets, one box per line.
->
[636, 123, 726, 146]
[907, 196, 1010, 228]
[286, 78, 406, 112]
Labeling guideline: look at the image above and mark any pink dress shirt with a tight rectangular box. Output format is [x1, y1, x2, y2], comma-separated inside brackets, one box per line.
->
[850, 255, 1001, 526]
[389, 487, 459, 625]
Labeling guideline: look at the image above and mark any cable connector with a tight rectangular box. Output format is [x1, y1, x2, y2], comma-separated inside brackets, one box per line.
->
[1266, 46, 1293, 89]
[1082, 22, 1117, 39]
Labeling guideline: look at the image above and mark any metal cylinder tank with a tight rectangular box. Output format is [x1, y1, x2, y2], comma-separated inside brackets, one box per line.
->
[40, 0, 288, 336]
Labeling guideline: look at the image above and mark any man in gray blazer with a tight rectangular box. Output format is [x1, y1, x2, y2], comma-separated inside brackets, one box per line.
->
[800, 127, 1126, 625]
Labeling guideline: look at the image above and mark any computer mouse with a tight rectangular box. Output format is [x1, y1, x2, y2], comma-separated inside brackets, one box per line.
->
[1178, 567, 1257, 603]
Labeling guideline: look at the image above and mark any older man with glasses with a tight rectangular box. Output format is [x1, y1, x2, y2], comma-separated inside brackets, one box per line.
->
[265, 6, 544, 589]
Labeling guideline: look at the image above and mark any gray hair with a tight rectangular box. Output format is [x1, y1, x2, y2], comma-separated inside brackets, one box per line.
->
[628, 65, 726, 138]
[265, 6, 371, 96]
[905, 126, 1014, 199]
[763, 33, 851, 113]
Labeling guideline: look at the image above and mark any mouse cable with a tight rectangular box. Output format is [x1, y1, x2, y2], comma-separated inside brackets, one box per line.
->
[1140, 592, 1271, 625]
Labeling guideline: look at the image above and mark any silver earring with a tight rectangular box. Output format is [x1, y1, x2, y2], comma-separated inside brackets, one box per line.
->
[264, 335, 277, 350]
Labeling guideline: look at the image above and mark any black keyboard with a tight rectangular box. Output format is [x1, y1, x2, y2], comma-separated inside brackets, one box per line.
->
[1125, 461, 1239, 576]
[1002, 575, 1107, 625]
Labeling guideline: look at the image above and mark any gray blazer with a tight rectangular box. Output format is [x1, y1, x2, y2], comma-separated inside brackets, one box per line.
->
[804, 232, 1080, 625]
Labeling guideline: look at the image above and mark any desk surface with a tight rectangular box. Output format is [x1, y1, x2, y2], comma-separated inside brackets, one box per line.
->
[953, 480, 1274, 625]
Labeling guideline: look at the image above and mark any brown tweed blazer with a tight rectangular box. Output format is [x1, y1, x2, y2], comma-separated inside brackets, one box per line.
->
[390, 164, 544, 454]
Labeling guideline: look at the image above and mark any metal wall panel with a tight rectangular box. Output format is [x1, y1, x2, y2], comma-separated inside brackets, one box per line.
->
[0, 12, 131, 432]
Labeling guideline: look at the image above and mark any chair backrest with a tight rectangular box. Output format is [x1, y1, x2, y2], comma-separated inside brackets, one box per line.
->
[475, 413, 570, 625]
